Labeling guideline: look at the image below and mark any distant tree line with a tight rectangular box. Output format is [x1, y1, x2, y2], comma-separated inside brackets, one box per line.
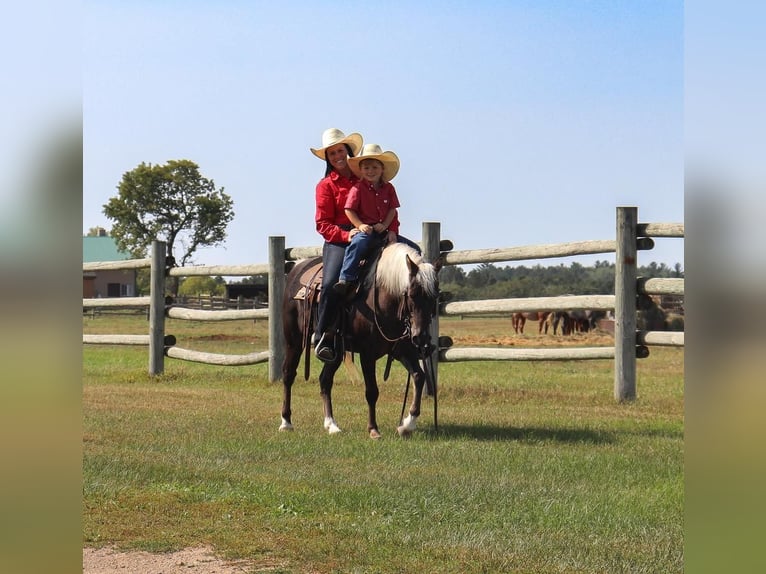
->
[168, 262, 683, 301]
[439, 260, 683, 301]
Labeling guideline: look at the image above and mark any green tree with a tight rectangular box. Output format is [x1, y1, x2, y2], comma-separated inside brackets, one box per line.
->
[103, 159, 234, 268]
[86, 226, 108, 237]
[439, 265, 467, 286]
[178, 276, 226, 297]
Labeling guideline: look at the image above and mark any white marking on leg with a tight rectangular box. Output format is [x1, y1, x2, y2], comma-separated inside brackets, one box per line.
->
[402, 414, 418, 432]
[397, 414, 418, 436]
[324, 417, 342, 434]
[279, 417, 294, 431]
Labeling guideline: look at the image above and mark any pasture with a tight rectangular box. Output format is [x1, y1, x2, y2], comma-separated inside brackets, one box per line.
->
[83, 314, 684, 573]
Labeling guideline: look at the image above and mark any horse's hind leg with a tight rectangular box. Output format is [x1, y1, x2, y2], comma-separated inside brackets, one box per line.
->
[280, 309, 304, 431]
[280, 343, 301, 431]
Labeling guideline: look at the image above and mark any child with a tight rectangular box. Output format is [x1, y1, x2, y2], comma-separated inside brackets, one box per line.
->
[333, 143, 419, 295]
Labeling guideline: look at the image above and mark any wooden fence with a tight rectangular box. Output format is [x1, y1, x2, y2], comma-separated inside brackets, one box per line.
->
[83, 206, 684, 401]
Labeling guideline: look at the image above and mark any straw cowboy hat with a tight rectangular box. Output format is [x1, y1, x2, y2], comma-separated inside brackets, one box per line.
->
[310, 128, 363, 160]
[348, 144, 400, 182]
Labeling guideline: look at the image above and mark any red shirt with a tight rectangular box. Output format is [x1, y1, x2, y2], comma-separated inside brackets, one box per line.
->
[345, 179, 401, 234]
[315, 170, 359, 243]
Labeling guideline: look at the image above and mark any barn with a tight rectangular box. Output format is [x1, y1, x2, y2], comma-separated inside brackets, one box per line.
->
[83, 231, 137, 298]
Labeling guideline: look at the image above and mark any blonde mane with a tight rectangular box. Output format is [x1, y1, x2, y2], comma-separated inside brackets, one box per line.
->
[375, 243, 438, 298]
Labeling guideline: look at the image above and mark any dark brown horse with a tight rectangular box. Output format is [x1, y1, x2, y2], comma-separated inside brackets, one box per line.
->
[280, 243, 441, 439]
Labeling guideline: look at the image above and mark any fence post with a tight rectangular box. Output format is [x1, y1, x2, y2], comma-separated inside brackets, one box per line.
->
[614, 207, 637, 400]
[149, 240, 166, 375]
[422, 222, 441, 390]
[268, 236, 286, 382]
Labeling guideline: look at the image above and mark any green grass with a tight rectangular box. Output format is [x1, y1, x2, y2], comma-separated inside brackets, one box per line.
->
[83, 315, 683, 573]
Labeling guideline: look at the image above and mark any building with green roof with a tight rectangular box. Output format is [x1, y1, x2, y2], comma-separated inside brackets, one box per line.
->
[83, 231, 138, 298]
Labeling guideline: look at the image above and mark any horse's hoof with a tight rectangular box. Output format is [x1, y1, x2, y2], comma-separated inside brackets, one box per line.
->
[279, 418, 294, 431]
[396, 425, 412, 438]
[369, 429, 382, 440]
[324, 417, 342, 434]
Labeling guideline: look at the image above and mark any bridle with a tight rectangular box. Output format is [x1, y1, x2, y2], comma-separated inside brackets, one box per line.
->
[371, 278, 435, 360]
[371, 278, 411, 344]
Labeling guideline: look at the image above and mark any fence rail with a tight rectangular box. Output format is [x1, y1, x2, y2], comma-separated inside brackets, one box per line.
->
[83, 206, 684, 401]
[443, 295, 616, 316]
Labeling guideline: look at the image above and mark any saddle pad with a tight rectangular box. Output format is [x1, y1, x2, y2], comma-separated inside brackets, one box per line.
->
[293, 260, 323, 301]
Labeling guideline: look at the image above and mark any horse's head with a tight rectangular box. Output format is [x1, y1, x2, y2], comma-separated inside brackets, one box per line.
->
[402, 253, 441, 358]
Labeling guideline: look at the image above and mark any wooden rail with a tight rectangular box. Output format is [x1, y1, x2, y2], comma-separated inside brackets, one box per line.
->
[166, 307, 269, 321]
[443, 295, 615, 316]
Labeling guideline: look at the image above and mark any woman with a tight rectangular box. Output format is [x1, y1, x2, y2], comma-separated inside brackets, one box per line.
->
[310, 127, 364, 362]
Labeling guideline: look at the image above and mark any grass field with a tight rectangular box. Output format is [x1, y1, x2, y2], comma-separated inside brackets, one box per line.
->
[83, 314, 684, 573]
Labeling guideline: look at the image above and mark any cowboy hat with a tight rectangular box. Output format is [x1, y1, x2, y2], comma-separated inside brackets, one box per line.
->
[310, 128, 363, 160]
[347, 143, 400, 182]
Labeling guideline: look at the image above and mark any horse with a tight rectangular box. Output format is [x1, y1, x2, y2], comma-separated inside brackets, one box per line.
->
[512, 311, 550, 334]
[543, 310, 572, 335]
[279, 242, 441, 439]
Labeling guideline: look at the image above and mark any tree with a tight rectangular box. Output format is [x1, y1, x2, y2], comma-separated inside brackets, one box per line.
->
[86, 226, 108, 237]
[439, 265, 466, 286]
[178, 276, 226, 297]
[103, 159, 234, 269]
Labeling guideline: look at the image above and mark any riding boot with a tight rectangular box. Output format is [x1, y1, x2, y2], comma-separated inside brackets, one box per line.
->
[315, 332, 336, 363]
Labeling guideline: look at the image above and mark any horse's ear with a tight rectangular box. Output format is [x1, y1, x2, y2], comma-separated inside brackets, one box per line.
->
[405, 254, 419, 278]
[432, 256, 443, 274]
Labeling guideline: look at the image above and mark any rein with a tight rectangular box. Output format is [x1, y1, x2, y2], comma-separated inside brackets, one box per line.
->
[371, 276, 410, 343]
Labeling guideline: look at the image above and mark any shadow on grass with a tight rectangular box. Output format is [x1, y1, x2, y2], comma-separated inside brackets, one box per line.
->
[428, 423, 617, 444]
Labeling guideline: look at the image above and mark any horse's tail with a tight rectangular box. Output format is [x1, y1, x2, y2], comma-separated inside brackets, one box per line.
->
[302, 283, 319, 380]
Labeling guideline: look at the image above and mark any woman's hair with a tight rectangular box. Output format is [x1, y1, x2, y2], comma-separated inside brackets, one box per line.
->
[324, 143, 356, 177]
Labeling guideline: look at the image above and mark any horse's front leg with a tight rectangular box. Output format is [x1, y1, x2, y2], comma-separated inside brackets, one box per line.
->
[396, 352, 426, 437]
[319, 361, 342, 434]
[359, 355, 381, 439]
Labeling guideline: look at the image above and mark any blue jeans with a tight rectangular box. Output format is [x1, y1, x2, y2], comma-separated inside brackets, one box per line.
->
[315, 242, 347, 338]
[338, 233, 421, 282]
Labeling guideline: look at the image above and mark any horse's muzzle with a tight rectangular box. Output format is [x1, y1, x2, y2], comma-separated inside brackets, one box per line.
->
[412, 333, 433, 359]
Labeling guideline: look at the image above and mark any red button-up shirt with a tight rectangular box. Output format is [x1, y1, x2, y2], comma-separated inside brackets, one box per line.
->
[345, 179, 401, 234]
[315, 170, 360, 244]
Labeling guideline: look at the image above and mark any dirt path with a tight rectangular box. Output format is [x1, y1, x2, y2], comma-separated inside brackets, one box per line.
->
[83, 546, 272, 573]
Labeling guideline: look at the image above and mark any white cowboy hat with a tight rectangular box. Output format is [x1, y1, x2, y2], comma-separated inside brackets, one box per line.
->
[347, 143, 400, 182]
[310, 128, 363, 160]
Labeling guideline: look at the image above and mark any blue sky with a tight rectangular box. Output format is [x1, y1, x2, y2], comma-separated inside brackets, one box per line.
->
[83, 1, 684, 269]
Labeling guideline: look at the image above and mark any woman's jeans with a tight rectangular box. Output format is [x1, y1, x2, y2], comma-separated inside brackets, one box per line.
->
[315, 242, 346, 338]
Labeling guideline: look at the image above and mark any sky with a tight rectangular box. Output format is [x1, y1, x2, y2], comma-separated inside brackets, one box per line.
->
[83, 0, 685, 270]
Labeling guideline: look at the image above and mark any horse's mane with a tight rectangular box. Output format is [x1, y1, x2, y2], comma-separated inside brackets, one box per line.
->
[372, 243, 438, 299]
